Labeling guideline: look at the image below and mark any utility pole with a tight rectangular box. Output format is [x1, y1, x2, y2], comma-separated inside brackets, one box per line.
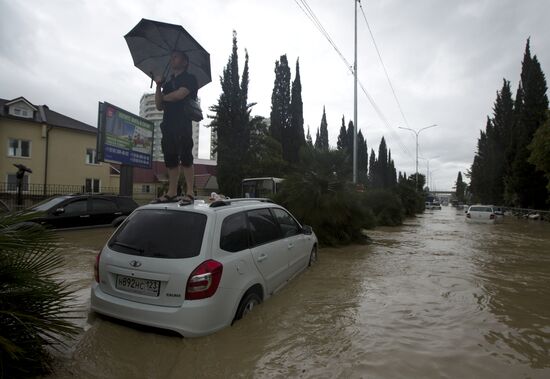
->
[353, 0, 358, 184]
[399, 124, 437, 191]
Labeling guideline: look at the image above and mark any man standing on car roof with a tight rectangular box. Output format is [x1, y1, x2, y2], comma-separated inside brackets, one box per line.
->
[153, 50, 198, 204]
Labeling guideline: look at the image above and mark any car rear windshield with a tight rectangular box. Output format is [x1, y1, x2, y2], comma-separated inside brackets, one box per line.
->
[470, 206, 493, 212]
[109, 209, 207, 259]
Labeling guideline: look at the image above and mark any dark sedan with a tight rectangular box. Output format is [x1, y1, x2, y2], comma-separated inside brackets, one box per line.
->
[29, 194, 138, 229]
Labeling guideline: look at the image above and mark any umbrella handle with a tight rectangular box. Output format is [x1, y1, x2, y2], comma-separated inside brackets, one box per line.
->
[150, 72, 154, 89]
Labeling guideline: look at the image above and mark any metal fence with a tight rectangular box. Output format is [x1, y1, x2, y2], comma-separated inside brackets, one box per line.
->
[0, 182, 120, 211]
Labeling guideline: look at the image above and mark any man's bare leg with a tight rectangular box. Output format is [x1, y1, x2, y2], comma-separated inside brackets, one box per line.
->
[167, 166, 180, 197]
[182, 164, 194, 197]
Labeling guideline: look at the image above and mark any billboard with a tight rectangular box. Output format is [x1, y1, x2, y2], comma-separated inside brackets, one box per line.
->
[97, 102, 154, 168]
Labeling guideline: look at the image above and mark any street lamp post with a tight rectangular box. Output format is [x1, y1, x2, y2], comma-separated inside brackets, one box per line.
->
[399, 124, 437, 191]
[419, 155, 439, 191]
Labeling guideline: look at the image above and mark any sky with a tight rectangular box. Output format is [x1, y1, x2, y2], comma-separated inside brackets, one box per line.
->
[1, 0, 549, 191]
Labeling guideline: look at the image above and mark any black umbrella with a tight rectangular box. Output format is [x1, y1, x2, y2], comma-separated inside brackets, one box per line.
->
[125, 18, 211, 89]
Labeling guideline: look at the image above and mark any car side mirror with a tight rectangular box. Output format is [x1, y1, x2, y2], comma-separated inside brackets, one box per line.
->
[54, 207, 65, 215]
[302, 225, 313, 235]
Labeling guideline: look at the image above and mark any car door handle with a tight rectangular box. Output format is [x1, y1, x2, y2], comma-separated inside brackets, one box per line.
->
[257, 254, 268, 262]
[79, 215, 90, 218]
[114, 212, 122, 215]
[287, 243, 294, 250]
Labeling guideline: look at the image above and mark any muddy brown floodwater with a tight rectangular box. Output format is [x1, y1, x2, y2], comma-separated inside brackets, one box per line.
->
[49, 207, 550, 378]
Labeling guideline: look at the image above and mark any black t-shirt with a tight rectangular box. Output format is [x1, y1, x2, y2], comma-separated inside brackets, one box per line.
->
[162, 72, 198, 128]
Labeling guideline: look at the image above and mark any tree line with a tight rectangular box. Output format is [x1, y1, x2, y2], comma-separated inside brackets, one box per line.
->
[209, 32, 425, 244]
[210, 32, 409, 196]
[467, 39, 549, 209]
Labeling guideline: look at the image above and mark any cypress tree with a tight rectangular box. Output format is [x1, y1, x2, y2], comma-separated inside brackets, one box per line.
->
[288, 58, 305, 163]
[368, 148, 376, 187]
[337, 115, 347, 151]
[377, 137, 388, 188]
[388, 150, 397, 187]
[314, 127, 321, 150]
[306, 126, 313, 147]
[470, 122, 491, 203]
[455, 171, 466, 202]
[270, 55, 291, 149]
[210, 31, 251, 197]
[506, 39, 549, 208]
[318, 106, 329, 151]
[346, 120, 354, 154]
[357, 129, 368, 183]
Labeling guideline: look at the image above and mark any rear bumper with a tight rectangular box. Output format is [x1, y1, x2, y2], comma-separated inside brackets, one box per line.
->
[90, 283, 237, 337]
[465, 218, 495, 224]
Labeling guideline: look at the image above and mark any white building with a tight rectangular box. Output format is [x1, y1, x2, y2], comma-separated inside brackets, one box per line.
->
[139, 93, 199, 162]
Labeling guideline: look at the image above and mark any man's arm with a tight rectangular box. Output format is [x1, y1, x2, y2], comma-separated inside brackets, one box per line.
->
[162, 87, 190, 102]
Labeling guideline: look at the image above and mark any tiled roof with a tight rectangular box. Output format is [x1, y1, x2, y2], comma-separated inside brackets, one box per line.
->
[129, 161, 218, 190]
[1, 97, 97, 134]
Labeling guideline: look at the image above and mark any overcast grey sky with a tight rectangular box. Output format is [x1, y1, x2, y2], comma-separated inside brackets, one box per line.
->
[1, 0, 549, 190]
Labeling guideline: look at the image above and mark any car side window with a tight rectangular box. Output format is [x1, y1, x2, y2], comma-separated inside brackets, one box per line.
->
[220, 212, 249, 252]
[271, 208, 301, 238]
[91, 198, 118, 213]
[247, 208, 282, 247]
[63, 199, 88, 215]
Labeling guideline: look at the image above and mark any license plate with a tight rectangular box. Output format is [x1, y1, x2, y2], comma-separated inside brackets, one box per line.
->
[116, 275, 160, 297]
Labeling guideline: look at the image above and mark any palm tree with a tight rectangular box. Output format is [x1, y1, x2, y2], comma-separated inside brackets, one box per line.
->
[0, 212, 80, 378]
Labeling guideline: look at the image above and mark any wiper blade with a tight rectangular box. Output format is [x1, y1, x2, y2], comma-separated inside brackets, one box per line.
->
[110, 241, 144, 253]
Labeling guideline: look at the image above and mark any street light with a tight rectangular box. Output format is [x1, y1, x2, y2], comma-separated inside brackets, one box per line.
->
[419, 155, 439, 191]
[399, 124, 437, 191]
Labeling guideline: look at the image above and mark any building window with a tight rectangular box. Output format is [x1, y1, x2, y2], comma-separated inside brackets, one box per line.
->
[142, 185, 151, 193]
[8, 139, 31, 157]
[7, 174, 29, 192]
[85, 148, 98, 164]
[85, 178, 100, 193]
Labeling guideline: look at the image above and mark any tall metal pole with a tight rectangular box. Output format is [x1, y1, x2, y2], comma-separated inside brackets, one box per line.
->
[415, 133, 419, 189]
[353, 0, 358, 184]
[399, 124, 437, 191]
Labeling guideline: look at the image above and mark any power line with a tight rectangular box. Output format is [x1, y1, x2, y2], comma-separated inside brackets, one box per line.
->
[359, 2, 410, 129]
[294, 0, 352, 70]
[292, 0, 412, 159]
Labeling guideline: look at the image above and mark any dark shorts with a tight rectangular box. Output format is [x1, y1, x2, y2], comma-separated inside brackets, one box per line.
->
[160, 122, 193, 168]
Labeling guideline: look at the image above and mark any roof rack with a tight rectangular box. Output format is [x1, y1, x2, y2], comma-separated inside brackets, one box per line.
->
[209, 198, 274, 208]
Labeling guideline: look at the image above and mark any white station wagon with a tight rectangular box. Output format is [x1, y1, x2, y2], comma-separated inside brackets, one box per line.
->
[91, 198, 318, 337]
[466, 205, 496, 223]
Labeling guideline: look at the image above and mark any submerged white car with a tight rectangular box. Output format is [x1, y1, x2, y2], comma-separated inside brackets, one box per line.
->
[91, 199, 318, 337]
[466, 205, 496, 223]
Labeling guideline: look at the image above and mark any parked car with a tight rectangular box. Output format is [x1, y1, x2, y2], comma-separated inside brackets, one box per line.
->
[28, 193, 138, 229]
[466, 205, 496, 223]
[91, 198, 318, 337]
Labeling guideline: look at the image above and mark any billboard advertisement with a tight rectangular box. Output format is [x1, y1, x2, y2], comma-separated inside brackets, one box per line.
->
[97, 102, 154, 169]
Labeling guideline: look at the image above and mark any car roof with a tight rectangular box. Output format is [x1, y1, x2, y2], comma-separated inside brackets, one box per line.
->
[140, 198, 281, 216]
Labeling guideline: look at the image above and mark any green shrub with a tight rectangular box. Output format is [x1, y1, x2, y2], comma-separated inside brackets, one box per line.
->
[0, 212, 80, 378]
[395, 182, 425, 216]
[274, 172, 375, 246]
[362, 189, 404, 226]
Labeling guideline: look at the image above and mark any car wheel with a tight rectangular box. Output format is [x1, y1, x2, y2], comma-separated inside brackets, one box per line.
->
[308, 246, 318, 267]
[234, 291, 262, 321]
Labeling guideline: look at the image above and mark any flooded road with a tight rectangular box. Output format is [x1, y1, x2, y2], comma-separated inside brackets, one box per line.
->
[51, 207, 550, 378]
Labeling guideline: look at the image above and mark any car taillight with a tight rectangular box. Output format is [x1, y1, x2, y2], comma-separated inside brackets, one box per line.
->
[94, 250, 101, 283]
[466, 213, 471, 218]
[490, 214, 495, 220]
[185, 260, 223, 300]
